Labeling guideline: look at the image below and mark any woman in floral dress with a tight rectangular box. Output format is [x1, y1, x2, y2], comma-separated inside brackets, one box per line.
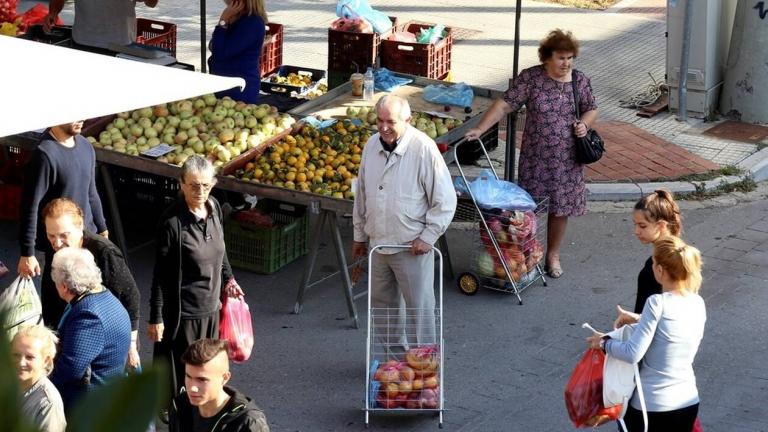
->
[466, 29, 598, 278]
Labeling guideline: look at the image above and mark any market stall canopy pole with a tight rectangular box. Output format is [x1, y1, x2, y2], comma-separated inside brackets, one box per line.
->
[504, 0, 523, 181]
[200, 0, 207, 73]
[0, 36, 244, 138]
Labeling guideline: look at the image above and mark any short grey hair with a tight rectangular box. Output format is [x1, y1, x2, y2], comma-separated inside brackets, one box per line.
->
[51, 247, 102, 296]
[180, 155, 216, 184]
[375, 95, 411, 121]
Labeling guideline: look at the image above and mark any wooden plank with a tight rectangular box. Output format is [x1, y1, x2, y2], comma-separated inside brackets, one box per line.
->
[289, 73, 503, 151]
[637, 92, 669, 118]
[1, 134, 353, 213]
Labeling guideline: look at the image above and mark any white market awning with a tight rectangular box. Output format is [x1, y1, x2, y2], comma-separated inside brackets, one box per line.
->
[0, 36, 245, 137]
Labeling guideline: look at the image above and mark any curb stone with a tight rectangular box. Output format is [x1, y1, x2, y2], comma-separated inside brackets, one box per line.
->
[586, 150, 768, 201]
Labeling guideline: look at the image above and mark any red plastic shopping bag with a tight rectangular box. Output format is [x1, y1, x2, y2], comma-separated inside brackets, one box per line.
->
[564, 349, 622, 428]
[219, 295, 254, 363]
[692, 417, 703, 432]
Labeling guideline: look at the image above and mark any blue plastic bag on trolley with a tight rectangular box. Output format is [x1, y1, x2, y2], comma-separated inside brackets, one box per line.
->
[422, 82, 474, 108]
[336, 0, 393, 34]
[454, 169, 536, 211]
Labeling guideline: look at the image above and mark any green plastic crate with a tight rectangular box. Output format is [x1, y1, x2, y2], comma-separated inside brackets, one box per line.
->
[224, 200, 309, 274]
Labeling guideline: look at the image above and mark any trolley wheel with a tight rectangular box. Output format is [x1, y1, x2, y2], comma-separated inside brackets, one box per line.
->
[457, 272, 480, 296]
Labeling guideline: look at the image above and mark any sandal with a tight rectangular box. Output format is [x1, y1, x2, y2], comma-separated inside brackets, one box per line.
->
[545, 260, 563, 278]
[547, 265, 563, 278]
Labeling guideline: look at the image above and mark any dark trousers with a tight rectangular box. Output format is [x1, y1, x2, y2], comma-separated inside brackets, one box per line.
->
[158, 312, 220, 399]
[40, 247, 67, 329]
[622, 403, 699, 432]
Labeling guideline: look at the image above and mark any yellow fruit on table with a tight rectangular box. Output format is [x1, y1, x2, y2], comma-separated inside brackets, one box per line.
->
[231, 122, 371, 200]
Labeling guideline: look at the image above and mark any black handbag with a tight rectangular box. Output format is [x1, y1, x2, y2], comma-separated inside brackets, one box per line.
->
[571, 73, 604, 164]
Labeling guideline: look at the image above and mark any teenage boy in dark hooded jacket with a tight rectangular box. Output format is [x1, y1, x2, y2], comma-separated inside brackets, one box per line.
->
[170, 339, 269, 432]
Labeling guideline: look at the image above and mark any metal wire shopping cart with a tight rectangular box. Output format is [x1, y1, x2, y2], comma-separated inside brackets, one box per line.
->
[364, 245, 445, 428]
[453, 138, 548, 304]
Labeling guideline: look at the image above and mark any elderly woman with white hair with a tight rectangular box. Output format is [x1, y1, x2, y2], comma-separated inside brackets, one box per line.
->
[148, 155, 243, 398]
[48, 247, 131, 413]
[12, 325, 67, 432]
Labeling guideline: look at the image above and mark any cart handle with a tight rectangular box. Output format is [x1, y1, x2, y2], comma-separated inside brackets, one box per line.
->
[366, 244, 442, 264]
[452, 137, 500, 180]
[366, 244, 444, 309]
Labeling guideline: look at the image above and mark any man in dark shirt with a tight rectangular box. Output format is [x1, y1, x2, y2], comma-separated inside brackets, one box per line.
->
[170, 339, 269, 432]
[17, 121, 108, 326]
[42, 198, 140, 369]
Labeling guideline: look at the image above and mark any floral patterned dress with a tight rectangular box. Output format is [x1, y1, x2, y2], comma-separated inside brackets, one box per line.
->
[503, 65, 597, 217]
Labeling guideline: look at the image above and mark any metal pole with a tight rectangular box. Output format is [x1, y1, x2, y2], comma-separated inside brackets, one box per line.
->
[677, 0, 694, 122]
[201, 0, 207, 73]
[504, 0, 523, 181]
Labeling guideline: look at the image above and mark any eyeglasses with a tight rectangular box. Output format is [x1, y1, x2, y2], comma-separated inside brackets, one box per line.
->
[184, 182, 215, 191]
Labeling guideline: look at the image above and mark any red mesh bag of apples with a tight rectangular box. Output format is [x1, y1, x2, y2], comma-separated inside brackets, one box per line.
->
[564, 349, 622, 428]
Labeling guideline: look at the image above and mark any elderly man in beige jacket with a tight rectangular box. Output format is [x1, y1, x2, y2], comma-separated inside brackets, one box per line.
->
[352, 95, 456, 351]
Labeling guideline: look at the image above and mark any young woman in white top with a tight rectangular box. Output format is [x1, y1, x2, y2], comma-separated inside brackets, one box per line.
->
[12, 325, 67, 432]
[588, 236, 705, 431]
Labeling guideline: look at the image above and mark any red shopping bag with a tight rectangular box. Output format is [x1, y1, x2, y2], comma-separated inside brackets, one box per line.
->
[692, 417, 703, 432]
[564, 349, 623, 428]
[219, 295, 254, 363]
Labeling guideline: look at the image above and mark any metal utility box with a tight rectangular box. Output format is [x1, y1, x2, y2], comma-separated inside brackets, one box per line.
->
[666, 0, 733, 118]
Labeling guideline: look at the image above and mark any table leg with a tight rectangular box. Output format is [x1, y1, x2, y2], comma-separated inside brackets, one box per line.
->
[293, 209, 327, 314]
[99, 164, 129, 266]
[328, 211, 358, 329]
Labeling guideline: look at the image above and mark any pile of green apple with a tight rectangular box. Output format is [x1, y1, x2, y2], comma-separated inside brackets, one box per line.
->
[86, 94, 296, 168]
[409, 112, 463, 139]
[345, 106, 378, 127]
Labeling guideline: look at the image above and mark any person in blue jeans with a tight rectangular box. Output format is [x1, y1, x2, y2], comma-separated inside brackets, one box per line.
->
[208, 0, 268, 103]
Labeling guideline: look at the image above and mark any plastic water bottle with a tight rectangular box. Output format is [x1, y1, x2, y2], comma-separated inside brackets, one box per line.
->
[363, 67, 374, 100]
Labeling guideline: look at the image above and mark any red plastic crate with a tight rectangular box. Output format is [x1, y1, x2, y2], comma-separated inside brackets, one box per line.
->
[0, 184, 22, 221]
[0, 145, 31, 184]
[380, 22, 453, 79]
[260, 23, 284, 77]
[136, 18, 177, 57]
[327, 16, 397, 88]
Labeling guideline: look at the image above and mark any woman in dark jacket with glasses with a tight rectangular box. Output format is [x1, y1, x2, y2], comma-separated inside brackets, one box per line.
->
[148, 156, 244, 398]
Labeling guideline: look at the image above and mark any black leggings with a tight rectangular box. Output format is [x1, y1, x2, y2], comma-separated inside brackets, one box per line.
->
[621, 403, 698, 432]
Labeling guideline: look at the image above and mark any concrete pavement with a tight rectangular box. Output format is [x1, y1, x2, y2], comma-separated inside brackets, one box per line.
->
[33, 0, 768, 199]
[5, 1, 768, 429]
[2, 185, 766, 431]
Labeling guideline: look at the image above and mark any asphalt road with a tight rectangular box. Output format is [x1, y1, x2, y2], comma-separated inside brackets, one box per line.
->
[1, 192, 766, 432]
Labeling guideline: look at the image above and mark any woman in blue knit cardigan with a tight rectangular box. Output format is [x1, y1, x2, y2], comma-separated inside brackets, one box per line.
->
[208, 0, 268, 103]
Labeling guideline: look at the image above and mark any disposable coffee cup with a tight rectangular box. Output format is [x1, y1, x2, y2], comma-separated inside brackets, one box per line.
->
[350, 73, 364, 96]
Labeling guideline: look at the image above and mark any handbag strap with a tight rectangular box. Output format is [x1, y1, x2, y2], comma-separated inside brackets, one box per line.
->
[571, 70, 581, 120]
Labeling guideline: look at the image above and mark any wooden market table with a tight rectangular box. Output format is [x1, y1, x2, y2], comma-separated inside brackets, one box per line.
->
[0, 74, 507, 329]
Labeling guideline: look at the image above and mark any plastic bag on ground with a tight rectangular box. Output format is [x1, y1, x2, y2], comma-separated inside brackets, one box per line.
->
[0, 276, 43, 340]
[219, 293, 254, 363]
[336, 0, 393, 34]
[374, 67, 413, 92]
[454, 169, 536, 211]
[564, 349, 623, 428]
[423, 82, 474, 108]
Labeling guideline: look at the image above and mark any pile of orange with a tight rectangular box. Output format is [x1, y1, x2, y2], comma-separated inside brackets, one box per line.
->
[235, 120, 371, 200]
